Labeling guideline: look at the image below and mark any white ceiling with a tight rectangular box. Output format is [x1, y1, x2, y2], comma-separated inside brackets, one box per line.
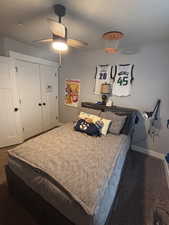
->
[0, 0, 169, 50]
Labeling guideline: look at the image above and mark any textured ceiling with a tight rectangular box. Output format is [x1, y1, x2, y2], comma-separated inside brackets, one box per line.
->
[0, 0, 169, 50]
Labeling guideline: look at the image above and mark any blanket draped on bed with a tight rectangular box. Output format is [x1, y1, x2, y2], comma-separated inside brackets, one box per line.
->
[8, 123, 130, 216]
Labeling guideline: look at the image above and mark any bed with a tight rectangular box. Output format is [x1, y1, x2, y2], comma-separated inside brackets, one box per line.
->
[6, 107, 137, 225]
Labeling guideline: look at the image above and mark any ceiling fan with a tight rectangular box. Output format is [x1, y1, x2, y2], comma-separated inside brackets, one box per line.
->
[34, 4, 88, 52]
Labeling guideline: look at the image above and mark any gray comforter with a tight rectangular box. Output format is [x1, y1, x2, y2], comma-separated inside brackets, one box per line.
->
[8, 123, 130, 216]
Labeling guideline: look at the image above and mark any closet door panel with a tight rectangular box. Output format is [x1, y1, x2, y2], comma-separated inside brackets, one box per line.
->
[16, 60, 42, 139]
[40, 65, 58, 131]
[0, 57, 22, 147]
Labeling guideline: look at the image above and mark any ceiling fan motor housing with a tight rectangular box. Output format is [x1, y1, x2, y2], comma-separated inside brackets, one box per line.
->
[54, 4, 66, 22]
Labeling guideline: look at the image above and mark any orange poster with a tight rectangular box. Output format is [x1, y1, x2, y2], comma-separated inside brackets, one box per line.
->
[65, 79, 80, 107]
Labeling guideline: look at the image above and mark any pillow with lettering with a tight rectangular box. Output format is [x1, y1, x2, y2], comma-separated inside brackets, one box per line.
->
[79, 112, 111, 135]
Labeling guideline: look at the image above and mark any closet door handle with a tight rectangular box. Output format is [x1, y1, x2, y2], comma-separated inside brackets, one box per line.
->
[14, 108, 19, 112]
[43, 103, 46, 106]
[38, 103, 42, 106]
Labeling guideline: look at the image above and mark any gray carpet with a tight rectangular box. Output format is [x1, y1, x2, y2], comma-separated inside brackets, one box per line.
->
[0, 148, 169, 225]
[108, 151, 169, 225]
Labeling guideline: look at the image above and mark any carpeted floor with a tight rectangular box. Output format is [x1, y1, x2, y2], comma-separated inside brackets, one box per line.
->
[0, 147, 169, 225]
[108, 151, 169, 225]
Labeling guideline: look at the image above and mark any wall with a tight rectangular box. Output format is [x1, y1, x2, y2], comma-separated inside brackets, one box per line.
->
[0, 38, 5, 55]
[0, 37, 58, 62]
[60, 41, 169, 154]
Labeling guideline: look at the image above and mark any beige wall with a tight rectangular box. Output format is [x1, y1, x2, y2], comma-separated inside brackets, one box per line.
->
[60, 41, 169, 154]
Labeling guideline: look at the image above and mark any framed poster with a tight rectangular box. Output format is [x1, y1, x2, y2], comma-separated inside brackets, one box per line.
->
[65, 79, 80, 107]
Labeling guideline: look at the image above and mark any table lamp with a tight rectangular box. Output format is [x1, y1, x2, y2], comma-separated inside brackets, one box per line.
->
[100, 83, 111, 105]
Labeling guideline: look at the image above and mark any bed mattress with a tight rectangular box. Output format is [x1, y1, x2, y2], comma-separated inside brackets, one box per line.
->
[8, 123, 130, 225]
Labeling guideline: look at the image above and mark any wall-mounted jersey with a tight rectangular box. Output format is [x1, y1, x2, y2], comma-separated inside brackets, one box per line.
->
[94, 64, 114, 94]
[112, 64, 134, 96]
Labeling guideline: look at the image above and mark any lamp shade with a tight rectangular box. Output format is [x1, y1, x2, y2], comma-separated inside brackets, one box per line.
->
[100, 83, 111, 94]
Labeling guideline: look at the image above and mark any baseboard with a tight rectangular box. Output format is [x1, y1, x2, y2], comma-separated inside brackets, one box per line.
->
[56, 122, 64, 126]
[132, 145, 164, 159]
[132, 145, 169, 189]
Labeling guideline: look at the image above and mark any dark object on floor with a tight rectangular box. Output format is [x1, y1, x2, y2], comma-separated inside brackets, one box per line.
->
[1, 150, 169, 225]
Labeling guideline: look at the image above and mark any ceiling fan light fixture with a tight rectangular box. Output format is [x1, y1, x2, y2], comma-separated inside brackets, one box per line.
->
[52, 40, 68, 51]
[33, 4, 88, 51]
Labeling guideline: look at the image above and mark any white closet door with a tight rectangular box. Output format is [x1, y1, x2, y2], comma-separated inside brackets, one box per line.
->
[16, 60, 42, 139]
[40, 64, 58, 131]
[0, 57, 22, 147]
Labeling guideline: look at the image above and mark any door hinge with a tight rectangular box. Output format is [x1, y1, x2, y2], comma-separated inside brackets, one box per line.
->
[56, 116, 58, 120]
[15, 66, 18, 72]
[55, 73, 57, 76]
[19, 99, 21, 104]
[22, 127, 24, 132]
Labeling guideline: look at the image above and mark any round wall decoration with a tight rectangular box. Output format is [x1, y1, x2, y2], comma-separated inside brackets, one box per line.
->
[102, 31, 124, 53]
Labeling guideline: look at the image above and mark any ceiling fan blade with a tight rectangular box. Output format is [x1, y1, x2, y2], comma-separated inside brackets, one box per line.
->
[33, 38, 53, 43]
[67, 39, 88, 48]
[47, 18, 66, 38]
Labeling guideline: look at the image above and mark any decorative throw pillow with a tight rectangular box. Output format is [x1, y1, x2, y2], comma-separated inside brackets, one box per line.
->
[79, 112, 111, 135]
[101, 111, 127, 135]
[74, 119, 101, 136]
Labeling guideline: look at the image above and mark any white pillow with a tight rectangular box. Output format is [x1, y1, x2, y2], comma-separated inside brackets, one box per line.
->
[79, 112, 111, 135]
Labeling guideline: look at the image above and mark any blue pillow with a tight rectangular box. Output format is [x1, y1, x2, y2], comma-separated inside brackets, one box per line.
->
[74, 119, 101, 136]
